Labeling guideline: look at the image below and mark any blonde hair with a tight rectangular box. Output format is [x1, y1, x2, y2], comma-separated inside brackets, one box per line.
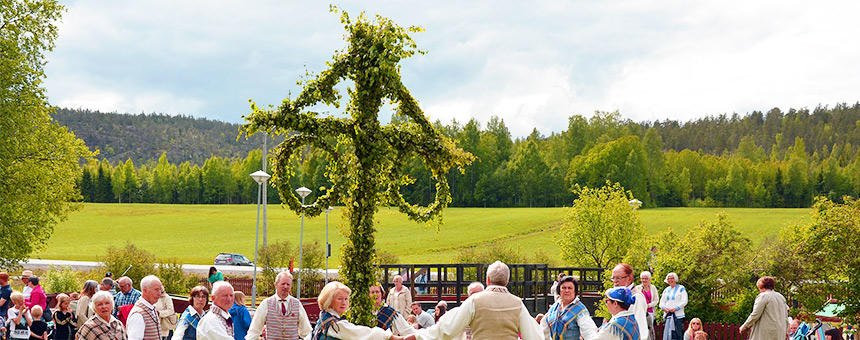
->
[31, 305, 43, 318]
[10, 291, 23, 304]
[56, 293, 71, 311]
[317, 281, 351, 311]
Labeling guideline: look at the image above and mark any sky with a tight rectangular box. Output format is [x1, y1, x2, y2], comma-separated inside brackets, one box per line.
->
[46, 1, 860, 138]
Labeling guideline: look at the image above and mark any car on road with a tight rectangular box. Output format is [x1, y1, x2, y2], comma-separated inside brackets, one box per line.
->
[214, 253, 254, 266]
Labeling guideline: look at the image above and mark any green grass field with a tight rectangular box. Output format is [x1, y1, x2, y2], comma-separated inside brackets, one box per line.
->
[36, 204, 810, 265]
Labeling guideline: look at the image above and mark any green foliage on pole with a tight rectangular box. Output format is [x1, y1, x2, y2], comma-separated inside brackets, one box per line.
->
[240, 7, 473, 325]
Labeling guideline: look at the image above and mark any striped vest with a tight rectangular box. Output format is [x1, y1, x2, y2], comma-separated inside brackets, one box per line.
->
[600, 314, 639, 340]
[129, 300, 162, 340]
[265, 295, 301, 340]
[545, 300, 589, 340]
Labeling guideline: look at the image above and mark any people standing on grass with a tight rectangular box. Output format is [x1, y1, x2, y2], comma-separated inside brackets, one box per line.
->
[659, 272, 688, 340]
[633, 271, 659, 340]
[245, 271, 312, 340]
[539, 275, 597, 340]
[611, 263, 649, 340]
[77, 290, 127, 340]
[54, 294, 77, 340]
[126, 275, 164, 340]
[739, 276, 788, 340]
[387, 275, 413, 317]
[172, 286, 209, 340]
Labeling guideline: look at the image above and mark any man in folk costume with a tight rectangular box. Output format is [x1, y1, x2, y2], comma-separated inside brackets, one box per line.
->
[416, 261, 543, 340]
[611, 264, 649, 340]
[127, 275, 164, 340]
[592, 287, 640, 340]
[371, 284, 416, 336]
[198, 281, 236, 340]
[246, 271, 311, 340]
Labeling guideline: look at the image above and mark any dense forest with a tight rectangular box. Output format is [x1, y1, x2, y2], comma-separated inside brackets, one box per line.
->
[68, 104, 859, 208]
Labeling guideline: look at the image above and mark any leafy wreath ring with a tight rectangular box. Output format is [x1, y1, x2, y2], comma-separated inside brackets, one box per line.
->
[271, 133, 343, 217]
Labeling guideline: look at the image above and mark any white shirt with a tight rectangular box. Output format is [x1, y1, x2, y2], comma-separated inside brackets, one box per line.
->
[318, 309, 393, 340]
[171, 307, 203, 340]
[245, 294, 312, 340]
[22, 286, 32, 300]
[127, 298, 158, 340]
[374, 305, 416, 336]
[539, 298, 598, 339]
[6, 307, 33, 339]
[415, 290, 544, 340]
[659, 285, 688, 318]
[589, 310, 636, 340]
[197, 305, 234, 340]
[625, 284, 650, 340]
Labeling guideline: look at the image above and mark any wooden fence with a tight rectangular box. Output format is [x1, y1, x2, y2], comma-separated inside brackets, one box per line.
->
[655, 322, 743, 339]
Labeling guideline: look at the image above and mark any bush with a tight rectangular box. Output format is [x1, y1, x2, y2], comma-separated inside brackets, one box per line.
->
[296, 240, 325, 297]
[156, 258, 198, 295]
[42, 266, 79, 293]
[455, 243, 524, 264]
[100, 243, 156, 287]
[258, 240, 293, 296]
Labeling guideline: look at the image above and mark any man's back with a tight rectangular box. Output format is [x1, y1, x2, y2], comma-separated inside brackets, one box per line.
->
[468, 287, 522, 340]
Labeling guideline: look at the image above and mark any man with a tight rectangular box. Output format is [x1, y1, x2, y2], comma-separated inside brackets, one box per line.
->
[198, 281, 236, 340]
[115, 276, 142, 318]
[612, 263, 649, 340]
[106, 272, 118, 293]
[100, 278, 115, 293]
[411, 302, 435, 329]
[458, 282, 484, 340]
[0, 272, 12, 318]
[127, 275, 164, 340]
[740, 276, 788, 340]
[245, 271, 311, 340]
[416, 261, 543, 340]
[21, 270, 33, 300]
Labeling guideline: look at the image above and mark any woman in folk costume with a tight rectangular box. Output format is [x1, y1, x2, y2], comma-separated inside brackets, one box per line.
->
[540, 276, 598, 339]
[311, 281, 413, 340]
[171, 286, 209, 340]
[659, 273, 687, 340]
[591, 287, 640, 340]
[371, 284, 416, 336]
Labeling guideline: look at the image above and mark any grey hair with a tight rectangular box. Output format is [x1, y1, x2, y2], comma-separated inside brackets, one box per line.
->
[118, 276, 132, 285]
[640, 271, 652, 279]
[212, 280, 234, 296]
[92, 290, 115, 306]
[486, 261, 510, 286]
[140, 275, 162, 290]
[317, 281, 351, 311]
[275, 271, 293, 284]
[467, 281, 484, 295]
[664, 272, 679, 284]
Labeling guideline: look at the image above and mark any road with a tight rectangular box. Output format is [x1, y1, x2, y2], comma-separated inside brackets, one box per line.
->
[23, 259, 265, 276]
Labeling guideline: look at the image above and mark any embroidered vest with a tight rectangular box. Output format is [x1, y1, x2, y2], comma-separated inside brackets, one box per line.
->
[545, 300, 588, 340]
[129, 300, 162, 340]
[265, 295, 302, 340]
[375, 305, 397, 330]
[211, 306, 234, 338]
[469, 286, 522, 340]
[180, 307, 203, 340]
[312, 311, 342, 340]
[600, 314, 639, 340]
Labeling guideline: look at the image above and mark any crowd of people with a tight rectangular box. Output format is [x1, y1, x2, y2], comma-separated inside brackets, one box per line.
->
[0, 261, 840, 340]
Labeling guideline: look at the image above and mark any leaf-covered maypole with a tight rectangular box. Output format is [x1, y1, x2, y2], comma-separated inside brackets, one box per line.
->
[240, 7, 473, 325]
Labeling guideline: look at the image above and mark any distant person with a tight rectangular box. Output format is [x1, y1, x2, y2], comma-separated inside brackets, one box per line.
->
[683, 318, 703, 340]
[824, 328, 843, 340]
[196, 281, 235, 340]
[0, 272, 13, 318]
[387, 275, 412, 317]
[539, 276, 597, 339]
[7, 292, 33, 340]
[410, 302, 434, 329]
[634, 271, 659, 340]
[228, 291, 250, 340]
[105, 272, 118, 294]
[612, 263, 649, 340]
[660, 272, 688, 340]
[591, 287, 639, 340]
[207, 267, 224, 285]
[648, 246, 658, 274]
[25, 277, 47, 312]
[740, 276, 788, 340]
[245, 271, 311, 340]
[77, 291, 127, 340]
[75, 280, 98, 329]
[21, 270, 33, 300]
[156, 289, 177, 340]
[172, 286, 209, 340]
[28, 305, 48, 340]
[99, 278, 115, 294]
[788, 319, 803, 339]
[126, 275, 164, 340]
[432, 301, 447, 323]
[114, 276, 141, 318]
[53, 294, 76, 340]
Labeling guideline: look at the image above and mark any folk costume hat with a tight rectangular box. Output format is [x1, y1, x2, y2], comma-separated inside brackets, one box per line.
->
[604, 287, 636, 305]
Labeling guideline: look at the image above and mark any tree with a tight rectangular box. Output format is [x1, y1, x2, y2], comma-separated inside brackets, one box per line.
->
[0, 0, 93, 267]
[566, 136, 650, 205]
[557, 182, 644, 268]
[241, 8, 473, 325]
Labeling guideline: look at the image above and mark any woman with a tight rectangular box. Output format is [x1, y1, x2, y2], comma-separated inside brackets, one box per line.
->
[6, 292, 32, 340]
[370, 284, 415, 336]
[207, 267, 224, 284]
[739, 276, 788, 340]
[172, 286, 209, 340]
[53, 294, 76, 340]
[633, 271, 659, 340]
[539, 276, 597, 339]
[683, 318, 703, 340]
[75, 280, 98, 329]
[433, 301, 447, 323]
[312, 281, 412, 340]
[76, 291, 126, 340]
[659, 272, 688, 340]
[156, 290, 177, 340]
[592, 287, 639, 340]
[25, 277, 47, 312]
[386, 275, 412, 317]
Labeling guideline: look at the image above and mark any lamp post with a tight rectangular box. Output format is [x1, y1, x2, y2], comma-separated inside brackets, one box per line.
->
[249, 170, 271, 308]
[325, 206, 334, 284]
[295, 186, 312, 299]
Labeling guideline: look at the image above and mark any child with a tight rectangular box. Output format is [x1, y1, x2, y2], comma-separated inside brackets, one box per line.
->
[28, 306, 47, 340]
[693, 331, 709, 340]
[405, 315, 418, 329]
[6, 292, 32, 340]
[53, 294, 75, 340]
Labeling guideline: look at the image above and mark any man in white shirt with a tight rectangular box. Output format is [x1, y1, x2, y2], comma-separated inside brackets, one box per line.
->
[127, 275, 164, 340]
[416, 261, 543, 340]
[611, 263, 649, 340]
[245, 271, 311, 340]
[198, 281, 236, 340]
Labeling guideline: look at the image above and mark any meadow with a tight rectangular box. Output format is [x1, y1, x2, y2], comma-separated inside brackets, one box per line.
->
[37, 204, 811, 265]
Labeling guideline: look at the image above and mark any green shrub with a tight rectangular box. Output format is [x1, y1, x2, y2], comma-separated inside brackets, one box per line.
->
[258, 240, 293, 296]
[157, 258, 197, 295]
[100, 243, 156, 287]
[455, 243, 524, 264]
[42, 266, 79, 293]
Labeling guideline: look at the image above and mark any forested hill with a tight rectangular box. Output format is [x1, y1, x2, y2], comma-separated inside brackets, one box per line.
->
[53, 108, 280, 165]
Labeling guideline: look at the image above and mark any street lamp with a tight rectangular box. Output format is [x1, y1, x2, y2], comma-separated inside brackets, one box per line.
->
[325, 206, 334, 284]
[249, 170, 271, 308]
[295, 186, 312, 299]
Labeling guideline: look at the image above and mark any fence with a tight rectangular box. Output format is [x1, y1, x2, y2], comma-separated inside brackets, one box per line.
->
[654, 322, 743, 339]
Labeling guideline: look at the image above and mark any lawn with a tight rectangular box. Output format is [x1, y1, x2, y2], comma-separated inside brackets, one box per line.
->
[36, 204, 810, 265]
